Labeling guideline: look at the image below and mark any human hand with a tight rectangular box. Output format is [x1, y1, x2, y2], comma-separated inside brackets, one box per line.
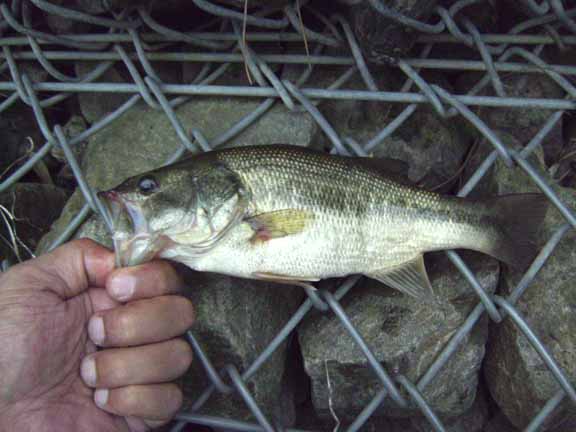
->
[0, 239, 195, 432]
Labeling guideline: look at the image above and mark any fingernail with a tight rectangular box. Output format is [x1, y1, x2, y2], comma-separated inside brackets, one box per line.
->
[88, 316, 105, 345]
[94, 389, 109, 408]
[80, 356, 97, 387]
[109, 274, 135, 301]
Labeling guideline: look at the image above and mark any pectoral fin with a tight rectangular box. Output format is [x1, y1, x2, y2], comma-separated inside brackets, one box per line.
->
[252, 271, 319, 291]
[366, 255, 434, 301]
[245, 209, 314, 244]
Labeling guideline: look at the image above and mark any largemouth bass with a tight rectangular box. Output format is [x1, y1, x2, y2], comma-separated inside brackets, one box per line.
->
[98, 145, 548, 301]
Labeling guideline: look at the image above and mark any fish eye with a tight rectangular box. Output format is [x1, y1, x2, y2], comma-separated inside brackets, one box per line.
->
[138, 176, 159, 195]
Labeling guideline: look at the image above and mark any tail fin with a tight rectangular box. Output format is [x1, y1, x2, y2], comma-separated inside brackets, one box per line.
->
[484, 193, 549, 271]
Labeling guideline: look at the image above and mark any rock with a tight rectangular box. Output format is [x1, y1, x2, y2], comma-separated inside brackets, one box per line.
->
[178, 269, 302, 424]
[460, 72, 566, 201]
[53, 115, 88, 155]
[371, 108, 470, 190]
[298, 251, 500, 424]
[75, 63, 132, 125]
[411, 386, 489, 432]
[308, 66, 471, 190]
[360, 385, 490, 431]
[482, 412, 519, 432]
[483, 75, 564, 164]
[549, 149, 576, 190]
[484, 151, 576, 430]
[345, 0, 439, 62]
[0, 184, 69, 263]
[458, 73, 565, 166]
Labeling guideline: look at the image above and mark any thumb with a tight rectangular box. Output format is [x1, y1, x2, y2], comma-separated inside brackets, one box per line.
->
[13, 239, 115, 299]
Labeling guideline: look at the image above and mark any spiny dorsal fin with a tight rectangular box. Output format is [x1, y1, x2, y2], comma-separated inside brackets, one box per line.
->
[366, 255, 435, 301]
[245, 209, 315, 244]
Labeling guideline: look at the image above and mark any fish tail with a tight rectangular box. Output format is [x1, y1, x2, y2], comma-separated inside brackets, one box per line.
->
[483, 193, 549, 271]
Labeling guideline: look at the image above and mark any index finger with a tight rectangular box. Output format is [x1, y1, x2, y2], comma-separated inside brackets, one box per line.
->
[106, 260, 185, 303]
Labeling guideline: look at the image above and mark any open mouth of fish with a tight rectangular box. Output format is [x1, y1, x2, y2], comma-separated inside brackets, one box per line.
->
[99, 190, 159, 267]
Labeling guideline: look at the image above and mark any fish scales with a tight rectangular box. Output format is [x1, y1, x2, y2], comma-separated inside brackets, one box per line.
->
[192, 146, 492, 279]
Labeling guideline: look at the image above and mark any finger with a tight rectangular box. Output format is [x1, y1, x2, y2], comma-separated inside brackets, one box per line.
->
[94, 383, 183, 421]
[88, 295, 195, 347]
[14, 239, 115, 298]
[81, 338, 193, 388]
[88, 287, 122, 314]
[106, 260, 185, 303]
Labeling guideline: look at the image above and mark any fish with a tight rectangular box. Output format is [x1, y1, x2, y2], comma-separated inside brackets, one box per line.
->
[98, 144, 548, 302]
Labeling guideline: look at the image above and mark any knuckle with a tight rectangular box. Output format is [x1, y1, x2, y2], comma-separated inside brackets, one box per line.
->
[173, 339, 194, 372]
[98, 352, 129, 385]
[116, 386, 141, 413]
[111, 309, 137, 342]
[150, 262, 178, 293]
[176, 296, 195, 326]
[166, 385, 183, 415]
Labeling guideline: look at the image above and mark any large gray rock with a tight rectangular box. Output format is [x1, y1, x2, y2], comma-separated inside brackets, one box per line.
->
[458, 74, 565, 166]
[312, 67, 471, 191]
[0, 184, 69, 264]
[484, 151, 576, 431]
[483, 75, 564, 164]
[370, 108, 470, 190]
[460, 72, 565, 201]
[411, 387, 489, 432]
[50, 115, 90, 184]
[299, 251, 500, 424]
[178, 269, 302, 424]
[75, 63, 132, 125]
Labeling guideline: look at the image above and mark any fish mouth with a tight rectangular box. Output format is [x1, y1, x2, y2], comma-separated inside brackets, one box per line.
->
[98, 190, 158, 267]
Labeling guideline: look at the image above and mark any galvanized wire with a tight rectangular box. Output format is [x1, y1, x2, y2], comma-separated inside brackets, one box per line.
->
[1, 1, 575, 431]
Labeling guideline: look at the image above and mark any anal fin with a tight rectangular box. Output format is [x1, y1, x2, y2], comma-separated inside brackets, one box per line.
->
[252, 271, 319, 291]
[366, 255, 434, 301]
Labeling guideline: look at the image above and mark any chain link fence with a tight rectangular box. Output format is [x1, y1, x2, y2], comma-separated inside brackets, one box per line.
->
[0, 0, 575, 431]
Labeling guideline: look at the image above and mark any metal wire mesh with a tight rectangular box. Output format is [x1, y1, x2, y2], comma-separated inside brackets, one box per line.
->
[0, 0, 575, 431]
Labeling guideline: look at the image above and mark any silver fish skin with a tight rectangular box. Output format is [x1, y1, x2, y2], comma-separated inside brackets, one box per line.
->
[99, 145, 548, 301]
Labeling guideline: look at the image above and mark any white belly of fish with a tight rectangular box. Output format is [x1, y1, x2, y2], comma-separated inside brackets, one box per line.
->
[185, 211, 421, 281]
